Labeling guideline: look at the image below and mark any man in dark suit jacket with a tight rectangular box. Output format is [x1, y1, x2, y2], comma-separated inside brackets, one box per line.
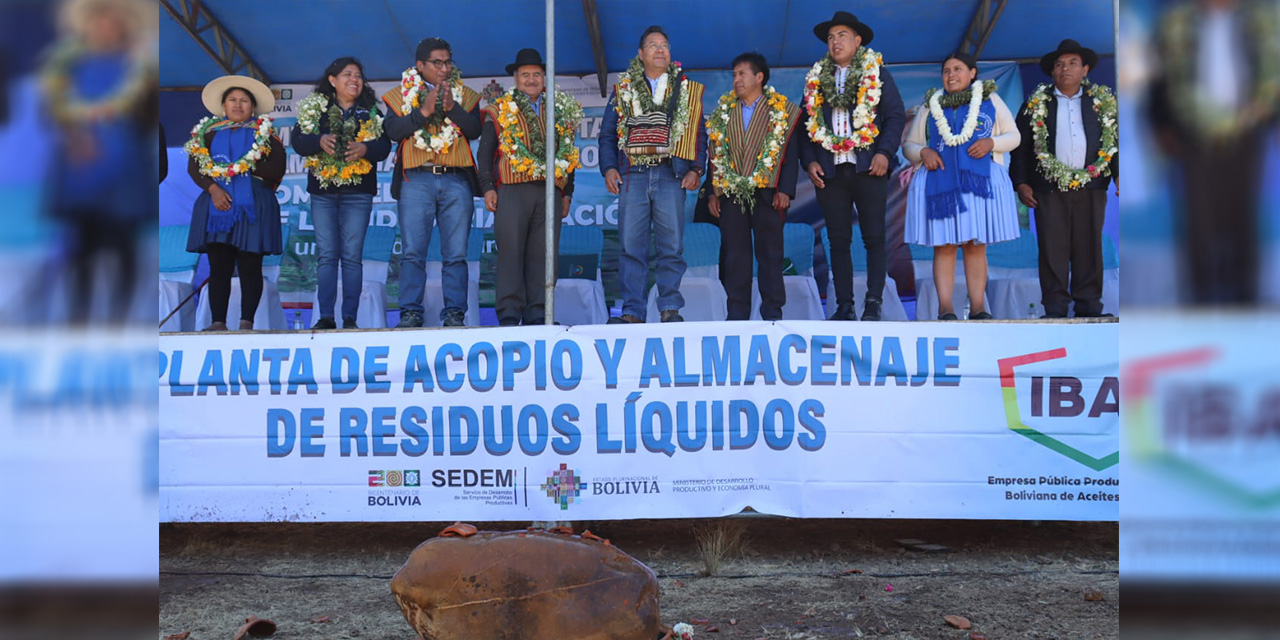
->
[1148, 0, 1275, 306]
[1011, 39, 1118, 318]
[800, 11, 905, 321]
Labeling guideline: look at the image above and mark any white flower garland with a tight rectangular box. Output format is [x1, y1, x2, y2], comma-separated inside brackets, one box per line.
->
[399, 67, 465, 154]
[614, 58, 692, 165]
[296, 92, 328, 134]
[182, 115, 275, 180]
[802, 49, 883, 153]
[928, 81, 986, 146]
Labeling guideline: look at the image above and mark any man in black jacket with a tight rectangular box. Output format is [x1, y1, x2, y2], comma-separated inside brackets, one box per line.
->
[800, 11, 905, 321]
[1011, 39, 1118, 318]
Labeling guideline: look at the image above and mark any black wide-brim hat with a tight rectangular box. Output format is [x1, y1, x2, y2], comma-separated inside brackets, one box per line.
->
[506, 48, 546, 75]
[1039, 38, 1099, 75]
[813, 10, 874, 45]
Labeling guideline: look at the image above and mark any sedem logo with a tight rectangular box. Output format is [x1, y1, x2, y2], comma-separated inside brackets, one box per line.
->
[998, 348, 1119, 471]
[540, 463, 587, 511]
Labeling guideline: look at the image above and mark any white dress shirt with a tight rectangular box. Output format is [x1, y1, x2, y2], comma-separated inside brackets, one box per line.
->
[1200, 8, 1243, 111]
[833, 65, 856, 166]
[1053, 87, 1087, 170]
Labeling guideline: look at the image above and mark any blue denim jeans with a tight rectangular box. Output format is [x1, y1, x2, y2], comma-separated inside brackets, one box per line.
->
[617, 164, 686, 319]
[396, 170, 472, 317]
[311, 192, 372, 320]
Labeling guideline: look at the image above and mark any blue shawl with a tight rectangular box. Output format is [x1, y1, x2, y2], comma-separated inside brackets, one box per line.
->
[925, 95, 995, 220]
[206, 123, 257, 233]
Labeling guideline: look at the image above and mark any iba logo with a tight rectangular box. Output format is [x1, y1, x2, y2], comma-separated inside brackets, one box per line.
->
[998, 348, 1119, 471]
[540, 463, 587, 511]
[369, 469, 421, 487]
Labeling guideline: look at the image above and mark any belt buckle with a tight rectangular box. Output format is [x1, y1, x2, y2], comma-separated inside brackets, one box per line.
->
[431, 165, 449, 175]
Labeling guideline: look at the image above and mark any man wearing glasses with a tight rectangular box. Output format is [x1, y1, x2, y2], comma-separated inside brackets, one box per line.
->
[599, 25, 707, 324]
[383, 37, 483, 328]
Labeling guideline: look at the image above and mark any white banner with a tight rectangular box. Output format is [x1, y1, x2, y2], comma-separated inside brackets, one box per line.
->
[159, 321, 1119, 522]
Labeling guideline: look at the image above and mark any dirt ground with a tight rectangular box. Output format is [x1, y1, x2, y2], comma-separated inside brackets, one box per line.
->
[159, 518, 1117, 640]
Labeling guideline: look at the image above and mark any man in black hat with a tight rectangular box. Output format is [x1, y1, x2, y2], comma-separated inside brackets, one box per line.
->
[1010, 38, 1118, 318]
[478, 48, 580, 326]
[1150, 0, 1276, 306]
[800, 11, 905, 321]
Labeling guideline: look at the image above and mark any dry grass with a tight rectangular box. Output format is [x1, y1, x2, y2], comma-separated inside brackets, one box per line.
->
[693, 520, 748, 576]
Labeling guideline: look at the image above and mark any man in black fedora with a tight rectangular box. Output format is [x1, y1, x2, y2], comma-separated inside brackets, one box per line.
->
[1149, 0, 1277, 306]
[800, 11, 905, 321]
[478, 48, 580, 326]
[1011, 38, 1118, 318]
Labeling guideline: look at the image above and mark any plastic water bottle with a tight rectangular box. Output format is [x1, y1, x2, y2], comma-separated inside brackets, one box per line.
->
[1027, 302, 1040, 319]
[292, 311, 303, 330]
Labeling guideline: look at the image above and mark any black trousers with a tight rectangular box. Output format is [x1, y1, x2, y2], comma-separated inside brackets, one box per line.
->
[1182, 135, 1264, 305]
[1033, 189, 1108, 316]
[494, 182, 561, 324]
[66, 213, 140, 324]
[206, 243, 264, 324]
[815, 164, 888, 306]
[720, 190, 786, 320]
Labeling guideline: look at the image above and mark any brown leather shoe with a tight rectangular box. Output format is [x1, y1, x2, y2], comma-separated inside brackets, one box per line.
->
[659, 309, 684, 323]
[238, 319, 254, 331]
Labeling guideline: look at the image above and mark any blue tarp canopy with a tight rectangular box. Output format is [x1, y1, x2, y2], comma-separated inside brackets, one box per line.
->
[159, 0, 1115, 87]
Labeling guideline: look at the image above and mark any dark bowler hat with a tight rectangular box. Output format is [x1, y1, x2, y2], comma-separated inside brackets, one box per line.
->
[812, 10, 874, 45]
[506, 48, 546, 75]
[1039, 39, 1099, 75]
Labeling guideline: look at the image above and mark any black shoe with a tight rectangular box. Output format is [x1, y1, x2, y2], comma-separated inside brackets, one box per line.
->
[442, 310, 466, 327]
[970, 311, 994, 320]
[860, 298, 882, 321]
[1040, 312, 1067, 319]
[660, 310, 684, 323]
[1075, 311, 1115, 318]
[311, 317, 337, 330]
[342, 316, 358, 329]
[607, 314, 643, 324]
[828, 303, 856, 321]
[498, 317, 521, 327]
[396, 311, 424, 328]
[938, 312, 958, 320]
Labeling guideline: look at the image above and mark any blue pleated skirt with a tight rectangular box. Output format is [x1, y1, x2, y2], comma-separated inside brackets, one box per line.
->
[905, 164, 1020, 247]
[187, 178, 283, 254]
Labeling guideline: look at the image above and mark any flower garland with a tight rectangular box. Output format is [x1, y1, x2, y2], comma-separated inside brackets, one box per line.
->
[296, 93, 384, 188]
[803, 48, 883, 153]
[1024, 80, 1118, 190]
[706, 86, 792, 209]
[41, 43, 153, 124]
[399, 66, 465, 153]
[494, 88, 583, 181]
[671, 622, 695, 640]
[924, 80, 995, 147]
[182, 115, 275, 180]
[614, 57, 692, 165]
[1160, 2, 1280, 140]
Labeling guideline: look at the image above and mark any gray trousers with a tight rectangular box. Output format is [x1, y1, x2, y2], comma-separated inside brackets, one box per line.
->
[495, 182, 562, 323]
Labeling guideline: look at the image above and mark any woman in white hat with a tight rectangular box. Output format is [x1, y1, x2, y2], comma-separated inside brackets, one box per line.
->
[42, 0, 157, 325]
[183, 75, 284, 331]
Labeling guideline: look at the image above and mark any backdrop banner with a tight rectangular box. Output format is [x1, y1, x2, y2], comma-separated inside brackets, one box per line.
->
[160, 320, 1118, 522]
